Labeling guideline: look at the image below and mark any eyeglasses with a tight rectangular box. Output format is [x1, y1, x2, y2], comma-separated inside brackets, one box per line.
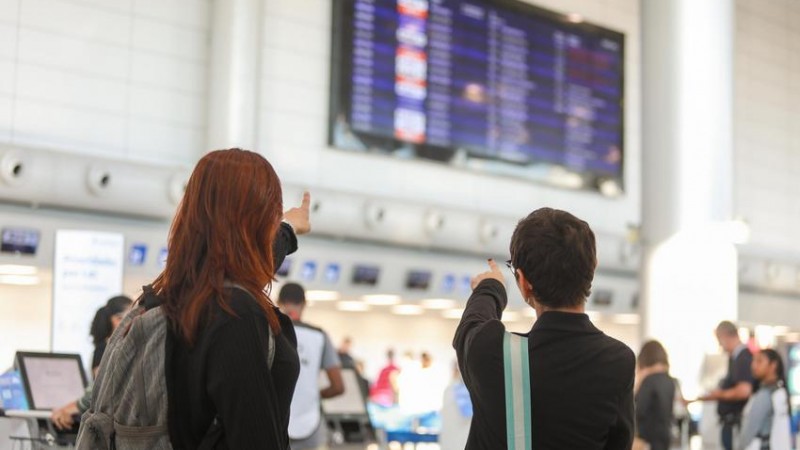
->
[505, 259, 515, 278]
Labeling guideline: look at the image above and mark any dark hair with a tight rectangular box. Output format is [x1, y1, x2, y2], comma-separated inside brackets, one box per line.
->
[510, 208, 596, 308]
[716, 321, 739, 338]
[759, 349, 792, 417]
[153, 149, 284, 344]
[90, 295, 133, 345]
[638, 340, 670, 369]
[277, 282, 306, 305]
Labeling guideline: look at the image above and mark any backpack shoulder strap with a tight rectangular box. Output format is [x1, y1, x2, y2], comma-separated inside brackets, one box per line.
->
[503, 332, 532, 450]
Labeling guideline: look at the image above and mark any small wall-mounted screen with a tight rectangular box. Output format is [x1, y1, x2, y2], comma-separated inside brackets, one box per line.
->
[592, 289, 613, 306]
[1, 228, 40, 255]
[406, 270, 432, 290]
[352, 264, 380, 285]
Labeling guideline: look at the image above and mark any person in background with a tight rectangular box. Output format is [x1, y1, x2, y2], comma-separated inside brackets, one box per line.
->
[370, 349, 400, 407]
[159, 149, 311, 448]
[50, 295, 133, 430]
[439, 363, 472, 450]
[454, 208, 635, 449]
[635, 340, 676, 450]
[399, 351, 446, 415]
[737, 349, 793, 450]
[338, 337, 356, 370]
[278, 282, 344, 450]
[90, 295, 134, 377]
[699, 321, 757, 450]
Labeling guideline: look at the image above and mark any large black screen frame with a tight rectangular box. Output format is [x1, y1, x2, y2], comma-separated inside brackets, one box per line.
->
[329, 0, 626, 194]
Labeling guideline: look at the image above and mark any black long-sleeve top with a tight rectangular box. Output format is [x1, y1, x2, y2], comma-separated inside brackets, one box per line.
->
[453, 279, 636, 450]
[635, 372, 675, 450]
[165, 223, 300, 449]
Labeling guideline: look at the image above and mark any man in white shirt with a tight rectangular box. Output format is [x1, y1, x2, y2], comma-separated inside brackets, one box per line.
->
[278, 283, 344, 450]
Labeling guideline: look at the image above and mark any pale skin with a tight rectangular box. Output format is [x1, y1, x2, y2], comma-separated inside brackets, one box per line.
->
[283, 191, 313, 235]
[50, 192, 314, 431]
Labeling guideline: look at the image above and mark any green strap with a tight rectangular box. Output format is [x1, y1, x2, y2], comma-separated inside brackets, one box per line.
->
[503, 332, 532, 450]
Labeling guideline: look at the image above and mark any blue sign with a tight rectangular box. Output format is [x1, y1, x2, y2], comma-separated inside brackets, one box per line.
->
[442, 274, 456, 293]
[0, 370, 28, 410]
[301, 261, 317, 281]
[158, 247, 168, 268]
[128, 243, 148, 266]
[324, 263, 341, 283]
[460, 275, 472, 294]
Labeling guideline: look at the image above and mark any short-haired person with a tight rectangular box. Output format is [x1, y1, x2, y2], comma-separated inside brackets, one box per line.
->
[157, 149, 311, 448]
[736, 349, 793, 450]
[454, 207, 635, 449]
[278, 282, 344, 450]
[699, 321, 757, 450]
[635, 340, 676, 450]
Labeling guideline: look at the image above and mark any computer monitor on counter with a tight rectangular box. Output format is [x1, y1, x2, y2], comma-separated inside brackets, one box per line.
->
[15, 352, 88, 411]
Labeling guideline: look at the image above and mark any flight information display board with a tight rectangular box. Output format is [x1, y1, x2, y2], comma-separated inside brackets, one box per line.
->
[330, 0, 625, 193]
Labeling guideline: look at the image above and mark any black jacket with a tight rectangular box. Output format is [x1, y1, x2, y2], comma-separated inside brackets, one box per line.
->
[453, 279, 635, 450]
[165, 223, 300, 449]
[635, 372, 675, 450]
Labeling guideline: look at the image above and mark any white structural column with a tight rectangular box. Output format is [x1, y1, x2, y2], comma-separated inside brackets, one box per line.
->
[641, 0, 737, 401]
[206, 0, 263, 152]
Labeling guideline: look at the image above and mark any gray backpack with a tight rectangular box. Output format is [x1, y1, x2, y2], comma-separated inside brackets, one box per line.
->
[75, 285, 274, 450]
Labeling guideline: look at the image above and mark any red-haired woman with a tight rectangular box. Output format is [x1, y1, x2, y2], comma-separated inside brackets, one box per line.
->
[157, 149, 310, 449]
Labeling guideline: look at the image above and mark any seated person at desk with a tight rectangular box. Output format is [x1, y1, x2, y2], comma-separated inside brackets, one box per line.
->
[50, 295, 132, 429]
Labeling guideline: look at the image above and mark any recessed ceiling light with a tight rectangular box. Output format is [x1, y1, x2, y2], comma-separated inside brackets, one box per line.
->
[362, 294, 402, 306]
[785, 332, 800, 342]
[337, 301, 370, 312]
[0, 264, 38, 276]
[612, 314, 641, 325]
[772, 325, 790, 335]
[306, 290, 340, 302]
[392, 304, 424, 315]
[0, 274, 40, 285]
[421, 298, 456, 310]
[442, 308, 465, 319]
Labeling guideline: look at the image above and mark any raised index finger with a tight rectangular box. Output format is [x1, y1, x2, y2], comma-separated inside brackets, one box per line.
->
[487, 258, 499, 272]
[300, 191, 311, 210]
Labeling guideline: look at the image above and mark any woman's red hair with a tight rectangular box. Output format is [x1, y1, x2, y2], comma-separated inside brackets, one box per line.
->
[153, 149, 283, 344]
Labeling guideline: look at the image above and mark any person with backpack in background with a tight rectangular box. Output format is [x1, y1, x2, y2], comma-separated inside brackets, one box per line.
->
[76, 149, 312, 449]
[737, 349, 793, 450]
[453, 207, 635, 449]
[50, 295, 133, 430]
